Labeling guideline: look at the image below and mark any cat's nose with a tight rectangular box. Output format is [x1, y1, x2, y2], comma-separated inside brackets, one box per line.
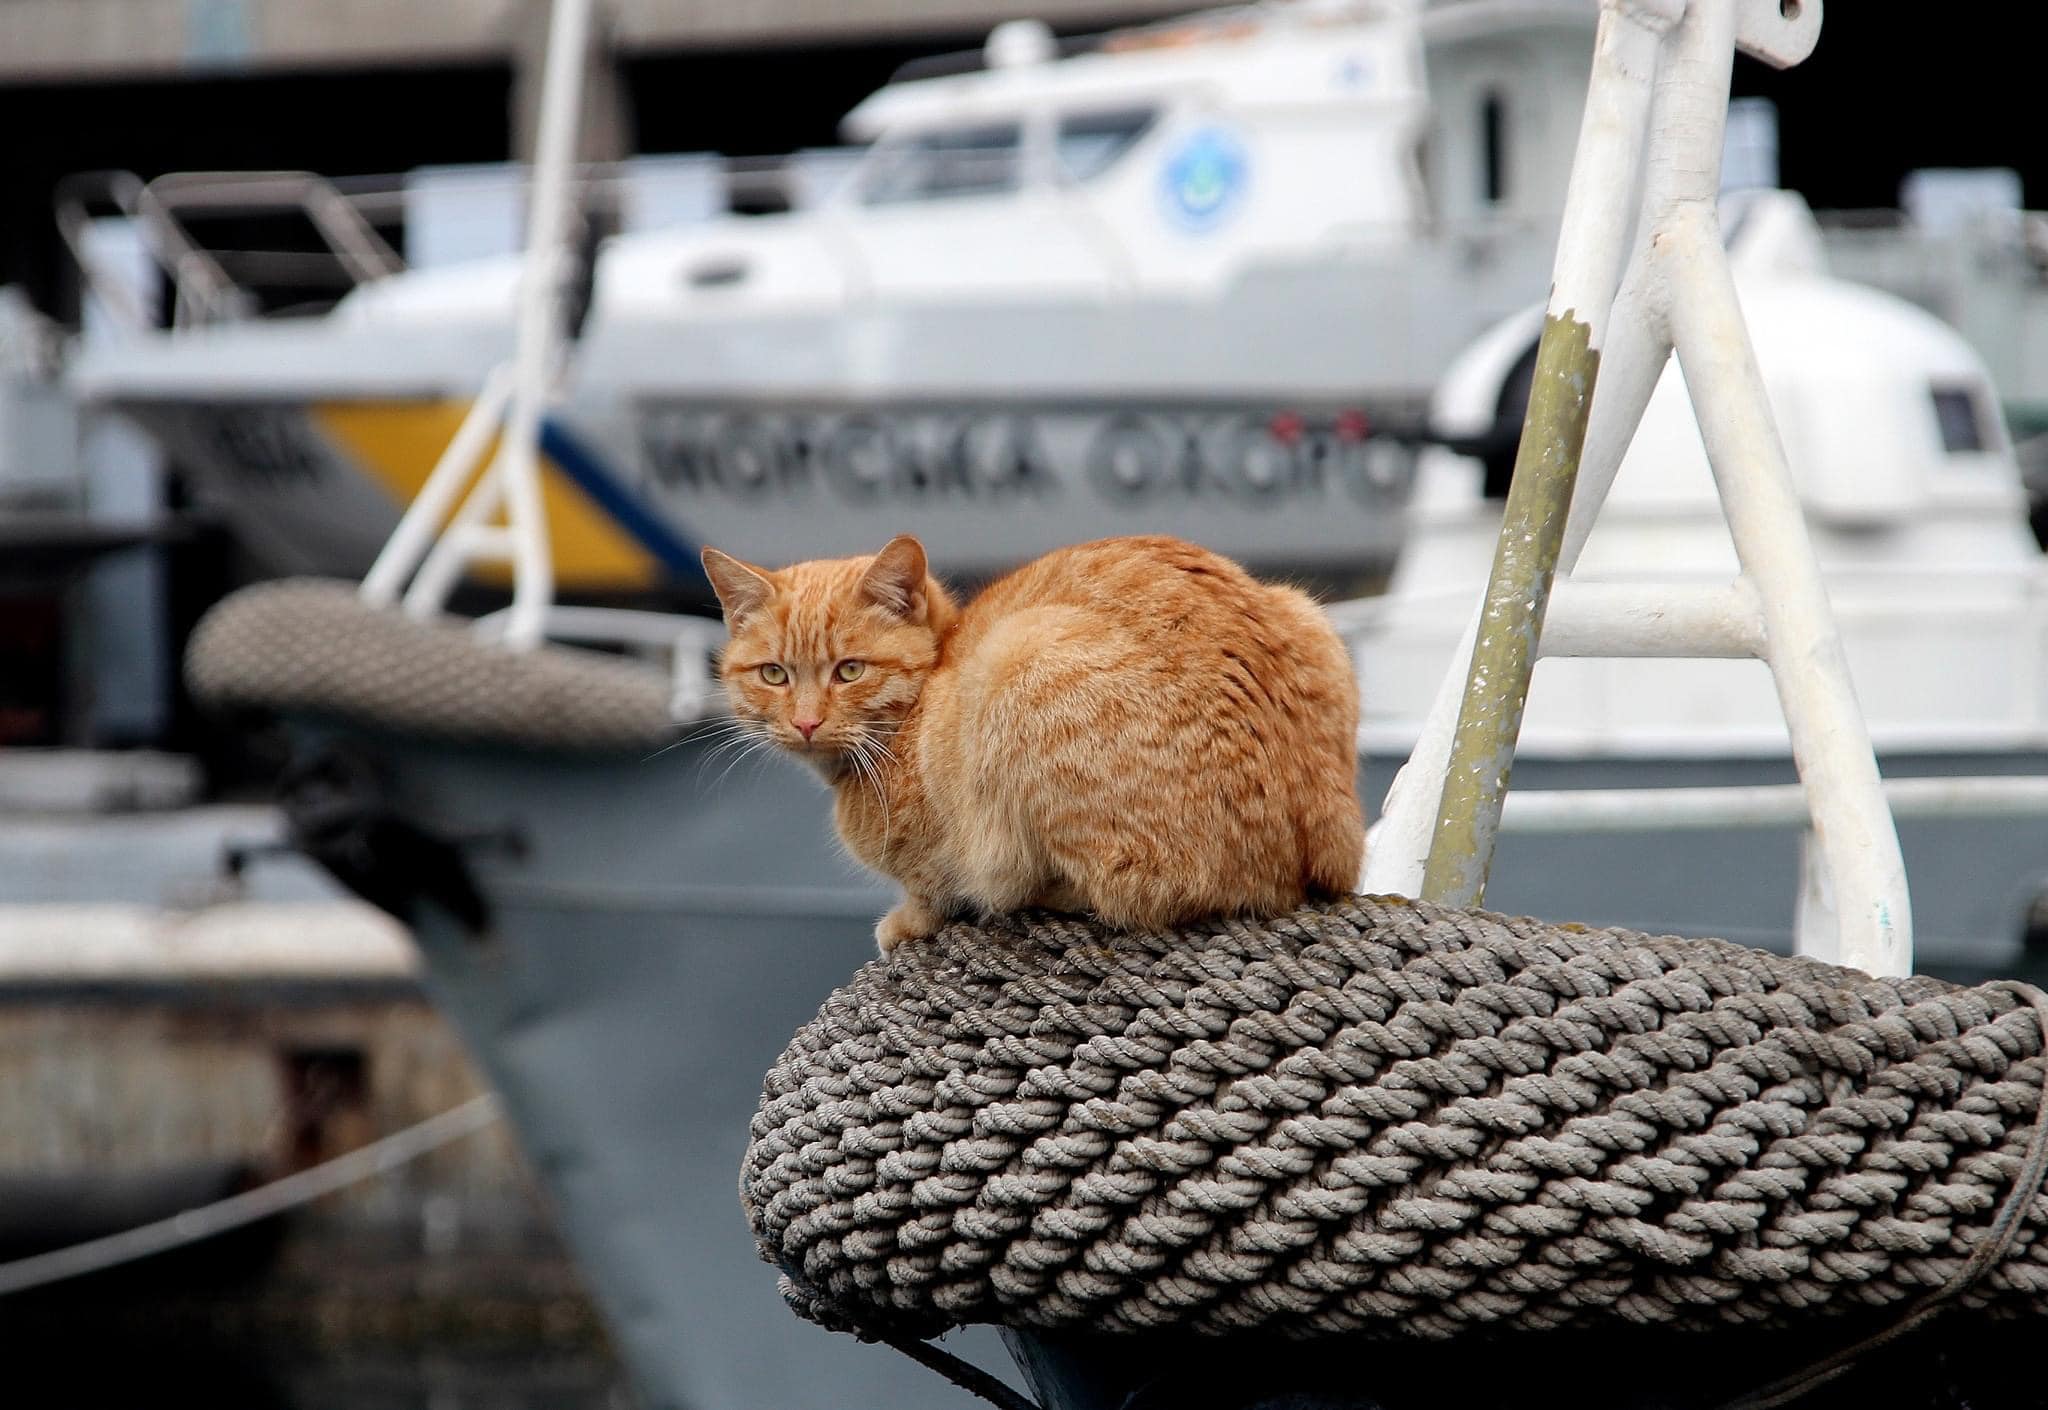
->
[794, 718, 822, 741]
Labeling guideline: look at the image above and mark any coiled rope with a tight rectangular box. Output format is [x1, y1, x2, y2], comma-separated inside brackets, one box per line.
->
[742, 896, 2048, 1407]
[186, 579, 677, 754]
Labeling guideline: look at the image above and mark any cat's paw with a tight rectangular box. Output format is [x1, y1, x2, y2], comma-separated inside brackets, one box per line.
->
[875, 898, 941, 954]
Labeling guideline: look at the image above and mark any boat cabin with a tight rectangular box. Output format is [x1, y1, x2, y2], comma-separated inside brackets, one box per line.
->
[339, 2, 1600, 325]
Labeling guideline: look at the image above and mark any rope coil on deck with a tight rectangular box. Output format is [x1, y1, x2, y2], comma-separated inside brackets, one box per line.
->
[742, 896, 2048, 1371]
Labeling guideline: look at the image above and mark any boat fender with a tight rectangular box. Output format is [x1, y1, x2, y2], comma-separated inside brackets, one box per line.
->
[184, 578, 679, 755]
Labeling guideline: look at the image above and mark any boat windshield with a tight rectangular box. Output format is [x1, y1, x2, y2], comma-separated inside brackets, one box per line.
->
[1930, 384, 1990, 454]
[1055, 107, 1156, 182]
[859, 122, 1023, 204]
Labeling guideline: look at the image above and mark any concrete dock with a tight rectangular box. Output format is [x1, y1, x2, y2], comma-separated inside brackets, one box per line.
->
[0, 755, 619, 1394]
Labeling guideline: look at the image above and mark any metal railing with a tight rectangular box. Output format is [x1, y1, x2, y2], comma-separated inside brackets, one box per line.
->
[1477, 774, 2048, 970]
[56, 168, 404, 330]
[358, 0, 723, 691]
[55, 152, 850, 335]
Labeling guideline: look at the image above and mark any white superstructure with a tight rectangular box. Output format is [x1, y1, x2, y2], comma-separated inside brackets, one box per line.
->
[1351, 191, 2048, 759]
[338, 1, 1595, 328]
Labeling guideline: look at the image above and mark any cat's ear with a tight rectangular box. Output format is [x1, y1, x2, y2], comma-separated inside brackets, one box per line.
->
[859, 535, 930, 623]
[701, 547, 775, 626]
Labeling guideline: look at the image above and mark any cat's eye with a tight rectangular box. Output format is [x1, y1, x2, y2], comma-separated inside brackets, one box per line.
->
[759, 663, 788, 685]
[834, 660, 866, 683]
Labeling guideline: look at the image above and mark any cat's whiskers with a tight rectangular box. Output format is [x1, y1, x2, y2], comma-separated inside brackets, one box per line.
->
[691, 719, 764, 768]
[845, 728, 893, 845]
[642, 715, 752, 764]
[690, 717, 784, 791]
[858, 720, 904, 757]
[691, 728, 755, 758]
[710, 735, 781, 791]
[697, 725, 760, 762]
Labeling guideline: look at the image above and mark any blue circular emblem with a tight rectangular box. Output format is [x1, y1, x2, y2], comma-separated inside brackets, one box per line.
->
[1161, 127, 1249, 232]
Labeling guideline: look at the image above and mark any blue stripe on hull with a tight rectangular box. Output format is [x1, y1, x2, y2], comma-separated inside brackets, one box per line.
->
[539, 417, 708, 586]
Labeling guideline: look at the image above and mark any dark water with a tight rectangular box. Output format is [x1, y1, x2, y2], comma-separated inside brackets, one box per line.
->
[15, 1343, 630, 1410]
[2, 1227, 635, 1409]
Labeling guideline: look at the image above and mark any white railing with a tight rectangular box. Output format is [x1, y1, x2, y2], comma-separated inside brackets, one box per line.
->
[57, 154, 851, 335]
[470, 603, 729, 721]
[1490, 775, 2048, 968]
[55, 168, 404, 330]
[1500, 775, 2048, 833]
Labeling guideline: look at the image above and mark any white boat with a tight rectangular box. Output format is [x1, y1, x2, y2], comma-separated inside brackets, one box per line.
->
[68, 0, 1600, 593]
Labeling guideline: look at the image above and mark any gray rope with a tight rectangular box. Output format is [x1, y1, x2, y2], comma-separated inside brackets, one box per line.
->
[742, 896, 2048, 1401]
[0, 1094, 500, 1296]
[1714, 981, 2048, 1409]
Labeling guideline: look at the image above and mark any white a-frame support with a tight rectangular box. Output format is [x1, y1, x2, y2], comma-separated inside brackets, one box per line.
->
[1364, 0, 1914, 977]
[359, 0, 595, 651]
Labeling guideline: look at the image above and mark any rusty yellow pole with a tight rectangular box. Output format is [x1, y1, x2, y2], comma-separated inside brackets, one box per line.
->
[1415, 0, 1684, 906]
[1420, 316, 1600, 906]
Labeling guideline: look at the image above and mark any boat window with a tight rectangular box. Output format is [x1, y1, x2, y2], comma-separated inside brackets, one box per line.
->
[859, 123, 1023, 204]
[1930, 384, 1989, 454]
[1056, 107, 1157, 182]
[1481, 90, 1508, 205]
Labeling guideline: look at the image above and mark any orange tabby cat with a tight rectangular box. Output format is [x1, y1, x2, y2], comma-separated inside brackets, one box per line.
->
[702, 534, 1364, 952]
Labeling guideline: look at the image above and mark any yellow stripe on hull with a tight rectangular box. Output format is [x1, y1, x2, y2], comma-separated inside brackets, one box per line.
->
[312, 399, 660, 591]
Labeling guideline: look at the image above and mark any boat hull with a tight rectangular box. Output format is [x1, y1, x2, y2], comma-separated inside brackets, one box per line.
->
[117, 389, 1425, 597]
[293, 722, 1011, 1410]
[114, 396, 686, 593]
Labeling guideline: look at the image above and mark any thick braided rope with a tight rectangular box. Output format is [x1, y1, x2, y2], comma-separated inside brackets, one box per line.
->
[186, 579, 677, 754]
[743, 896, 2048, 1353]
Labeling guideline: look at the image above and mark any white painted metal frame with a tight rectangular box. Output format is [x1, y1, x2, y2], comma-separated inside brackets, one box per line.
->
[1499, 776, 2048, 834]
[468, 602, 731, 722]
[359, 0, 592, 652]
[1364, 0, 1919, 976]
[351, 0, 731, 724]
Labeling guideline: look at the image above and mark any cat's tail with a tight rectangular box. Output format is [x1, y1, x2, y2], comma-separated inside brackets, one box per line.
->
[1303, 794, 1368, 899]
